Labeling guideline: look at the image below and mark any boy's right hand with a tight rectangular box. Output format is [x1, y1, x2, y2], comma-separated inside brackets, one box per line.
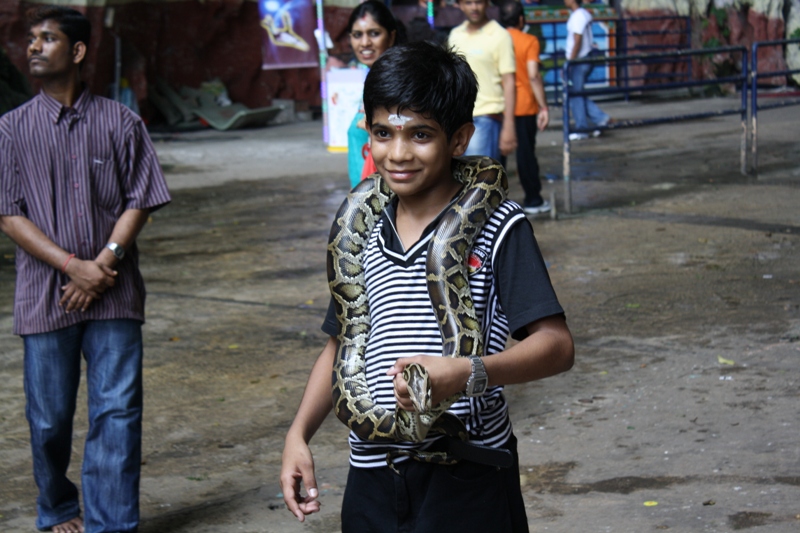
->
[280, 434, 320, 522]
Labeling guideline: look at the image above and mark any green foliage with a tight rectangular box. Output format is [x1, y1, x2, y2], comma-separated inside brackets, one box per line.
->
[709, 7, 730, 39]
[709, 6, 728, 27]
[791, 28, 800, 40]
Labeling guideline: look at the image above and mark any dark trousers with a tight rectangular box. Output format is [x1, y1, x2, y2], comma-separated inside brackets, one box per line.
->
[515, 114, 542, 207]
[341, 434, 528, 533]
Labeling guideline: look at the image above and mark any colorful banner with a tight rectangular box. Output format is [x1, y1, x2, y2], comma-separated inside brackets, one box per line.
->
[259, 0, 319, 70]
[325, 68, 368, 150]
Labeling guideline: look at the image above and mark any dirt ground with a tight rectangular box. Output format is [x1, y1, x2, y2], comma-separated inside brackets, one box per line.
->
[1, 94, 799, 533]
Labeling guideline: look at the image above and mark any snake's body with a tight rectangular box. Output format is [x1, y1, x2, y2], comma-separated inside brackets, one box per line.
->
[327, 156, 507, 464]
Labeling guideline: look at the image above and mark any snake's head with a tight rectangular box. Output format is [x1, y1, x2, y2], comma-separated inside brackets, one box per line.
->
[403, 363, 432, 413]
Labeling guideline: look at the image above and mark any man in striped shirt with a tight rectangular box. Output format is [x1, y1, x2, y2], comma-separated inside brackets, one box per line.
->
[281, 42, 574, 532]
[0, 7, 170, 533]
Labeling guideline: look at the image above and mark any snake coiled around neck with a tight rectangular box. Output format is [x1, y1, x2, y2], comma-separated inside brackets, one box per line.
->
[327, 156, 508, 455]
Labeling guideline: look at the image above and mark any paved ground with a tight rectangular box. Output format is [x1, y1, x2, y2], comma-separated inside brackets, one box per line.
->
[1, 94, 799, 533]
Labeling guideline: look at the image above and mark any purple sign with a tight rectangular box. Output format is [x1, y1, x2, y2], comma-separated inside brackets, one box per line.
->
[259, 0, 318, 69]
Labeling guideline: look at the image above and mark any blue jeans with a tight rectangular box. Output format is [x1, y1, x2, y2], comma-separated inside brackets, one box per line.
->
[23, 320, 143, 533]
[567, 62, 610, 133]
[465, 115, 501, 161]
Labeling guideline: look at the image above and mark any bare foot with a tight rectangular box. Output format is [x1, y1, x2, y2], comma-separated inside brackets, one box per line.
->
[52, 517, 84, 533]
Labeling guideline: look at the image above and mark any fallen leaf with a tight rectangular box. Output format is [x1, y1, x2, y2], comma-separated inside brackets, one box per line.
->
[717, 355, 735, 365]
[169, 337, 180, 342]
[644, 501, 658, 507]
[228, 344, 239, 349]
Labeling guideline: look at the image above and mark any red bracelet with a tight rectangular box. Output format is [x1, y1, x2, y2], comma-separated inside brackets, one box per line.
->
[61, 253, 75, 273]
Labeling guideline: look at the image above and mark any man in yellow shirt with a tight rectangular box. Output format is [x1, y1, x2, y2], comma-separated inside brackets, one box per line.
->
[448, 0, 517, 160]
[500, 0, 551, 214]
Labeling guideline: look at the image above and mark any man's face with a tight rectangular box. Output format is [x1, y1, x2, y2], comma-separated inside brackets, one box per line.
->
[564, 0, 578, 9]
[27, 20, 80, 79]
[458, 0, 488, 26]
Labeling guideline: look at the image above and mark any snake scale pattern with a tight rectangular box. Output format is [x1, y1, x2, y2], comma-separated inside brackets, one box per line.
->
[327, 156, 508, 461]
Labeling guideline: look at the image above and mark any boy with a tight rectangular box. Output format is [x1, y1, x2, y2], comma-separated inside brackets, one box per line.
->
[500, 0, 552, 215]
[280, 42, 573, 532]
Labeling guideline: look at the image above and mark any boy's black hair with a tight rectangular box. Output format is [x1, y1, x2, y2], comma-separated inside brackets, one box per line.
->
[27, 6, 92, 51]
[499, 1, 524, 29]
[363, 41, 477, 140]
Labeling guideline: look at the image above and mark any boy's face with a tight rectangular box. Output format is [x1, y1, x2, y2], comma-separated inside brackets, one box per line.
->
[369, 107, 473, 200]
[27, 20, 84, 79]
[458, 0, 489, 26]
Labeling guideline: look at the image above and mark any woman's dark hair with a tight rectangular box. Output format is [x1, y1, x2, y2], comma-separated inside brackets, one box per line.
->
[27, 6, 91, 49]
[363, 42, 477, 140]
[346, 0, 404, 43]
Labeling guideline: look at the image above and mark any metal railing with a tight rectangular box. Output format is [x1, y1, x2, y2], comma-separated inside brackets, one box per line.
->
[616, 15, 692, 100]
[749, 39, 800, 173]
[561, 46, 749, 214]
[536, 15, 692, 106]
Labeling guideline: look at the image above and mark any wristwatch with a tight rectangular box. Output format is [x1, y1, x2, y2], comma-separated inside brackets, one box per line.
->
[464, 355, 488, 397]
[106, 242, 125, 260]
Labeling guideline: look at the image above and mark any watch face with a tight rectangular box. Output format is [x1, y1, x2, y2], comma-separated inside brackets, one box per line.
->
[473, 380, 487, 395]
[108, 243, 124, 259]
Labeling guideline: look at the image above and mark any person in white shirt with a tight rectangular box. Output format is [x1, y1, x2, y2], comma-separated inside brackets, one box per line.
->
[564, 0, 609, 140]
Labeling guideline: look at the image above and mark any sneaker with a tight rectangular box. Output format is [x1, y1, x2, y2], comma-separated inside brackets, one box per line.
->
[568, 133, 589, 141]
[523, 199, 551, 215]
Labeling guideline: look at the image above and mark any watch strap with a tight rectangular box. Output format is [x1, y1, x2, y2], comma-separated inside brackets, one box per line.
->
[465, 355, 488, 397]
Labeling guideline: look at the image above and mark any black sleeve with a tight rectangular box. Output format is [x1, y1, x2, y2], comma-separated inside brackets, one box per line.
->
[493, 216, 565, 341]
[322, 297, 339, 337]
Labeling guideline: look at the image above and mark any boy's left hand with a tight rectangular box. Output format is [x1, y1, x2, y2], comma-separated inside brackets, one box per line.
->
[388, 356, 472, 410]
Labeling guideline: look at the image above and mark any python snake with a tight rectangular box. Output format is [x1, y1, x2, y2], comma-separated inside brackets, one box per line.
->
[327, 156, 507, 465]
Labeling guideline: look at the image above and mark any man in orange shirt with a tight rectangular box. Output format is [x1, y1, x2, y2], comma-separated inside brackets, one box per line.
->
[500, 0, 551, 215]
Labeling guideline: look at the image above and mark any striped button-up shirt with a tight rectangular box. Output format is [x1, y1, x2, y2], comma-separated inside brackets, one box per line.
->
[0, 89, 171, 335]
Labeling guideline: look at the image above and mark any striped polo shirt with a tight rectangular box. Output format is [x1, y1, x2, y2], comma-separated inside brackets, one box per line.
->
[324, 197, 564, 468]
[0, 89, 171, 335]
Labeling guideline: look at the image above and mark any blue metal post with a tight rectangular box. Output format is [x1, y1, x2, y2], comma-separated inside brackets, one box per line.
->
[563, 60, 572, 214]
[621, 17, 630, 102]
[751, 43, 759, 174]
[740, 48, 748, 176]
[686, 17, 693, 84]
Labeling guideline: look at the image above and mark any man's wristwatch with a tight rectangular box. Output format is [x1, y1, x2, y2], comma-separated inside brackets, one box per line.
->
[106, 242, 125, 260]
[464, 355, 489, 397]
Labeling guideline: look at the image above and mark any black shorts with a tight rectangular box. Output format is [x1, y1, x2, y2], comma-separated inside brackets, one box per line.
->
[341, 434, 528, 533]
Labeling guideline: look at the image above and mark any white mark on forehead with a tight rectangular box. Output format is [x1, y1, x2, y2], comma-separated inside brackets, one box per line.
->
[388, 113, 412, 130]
